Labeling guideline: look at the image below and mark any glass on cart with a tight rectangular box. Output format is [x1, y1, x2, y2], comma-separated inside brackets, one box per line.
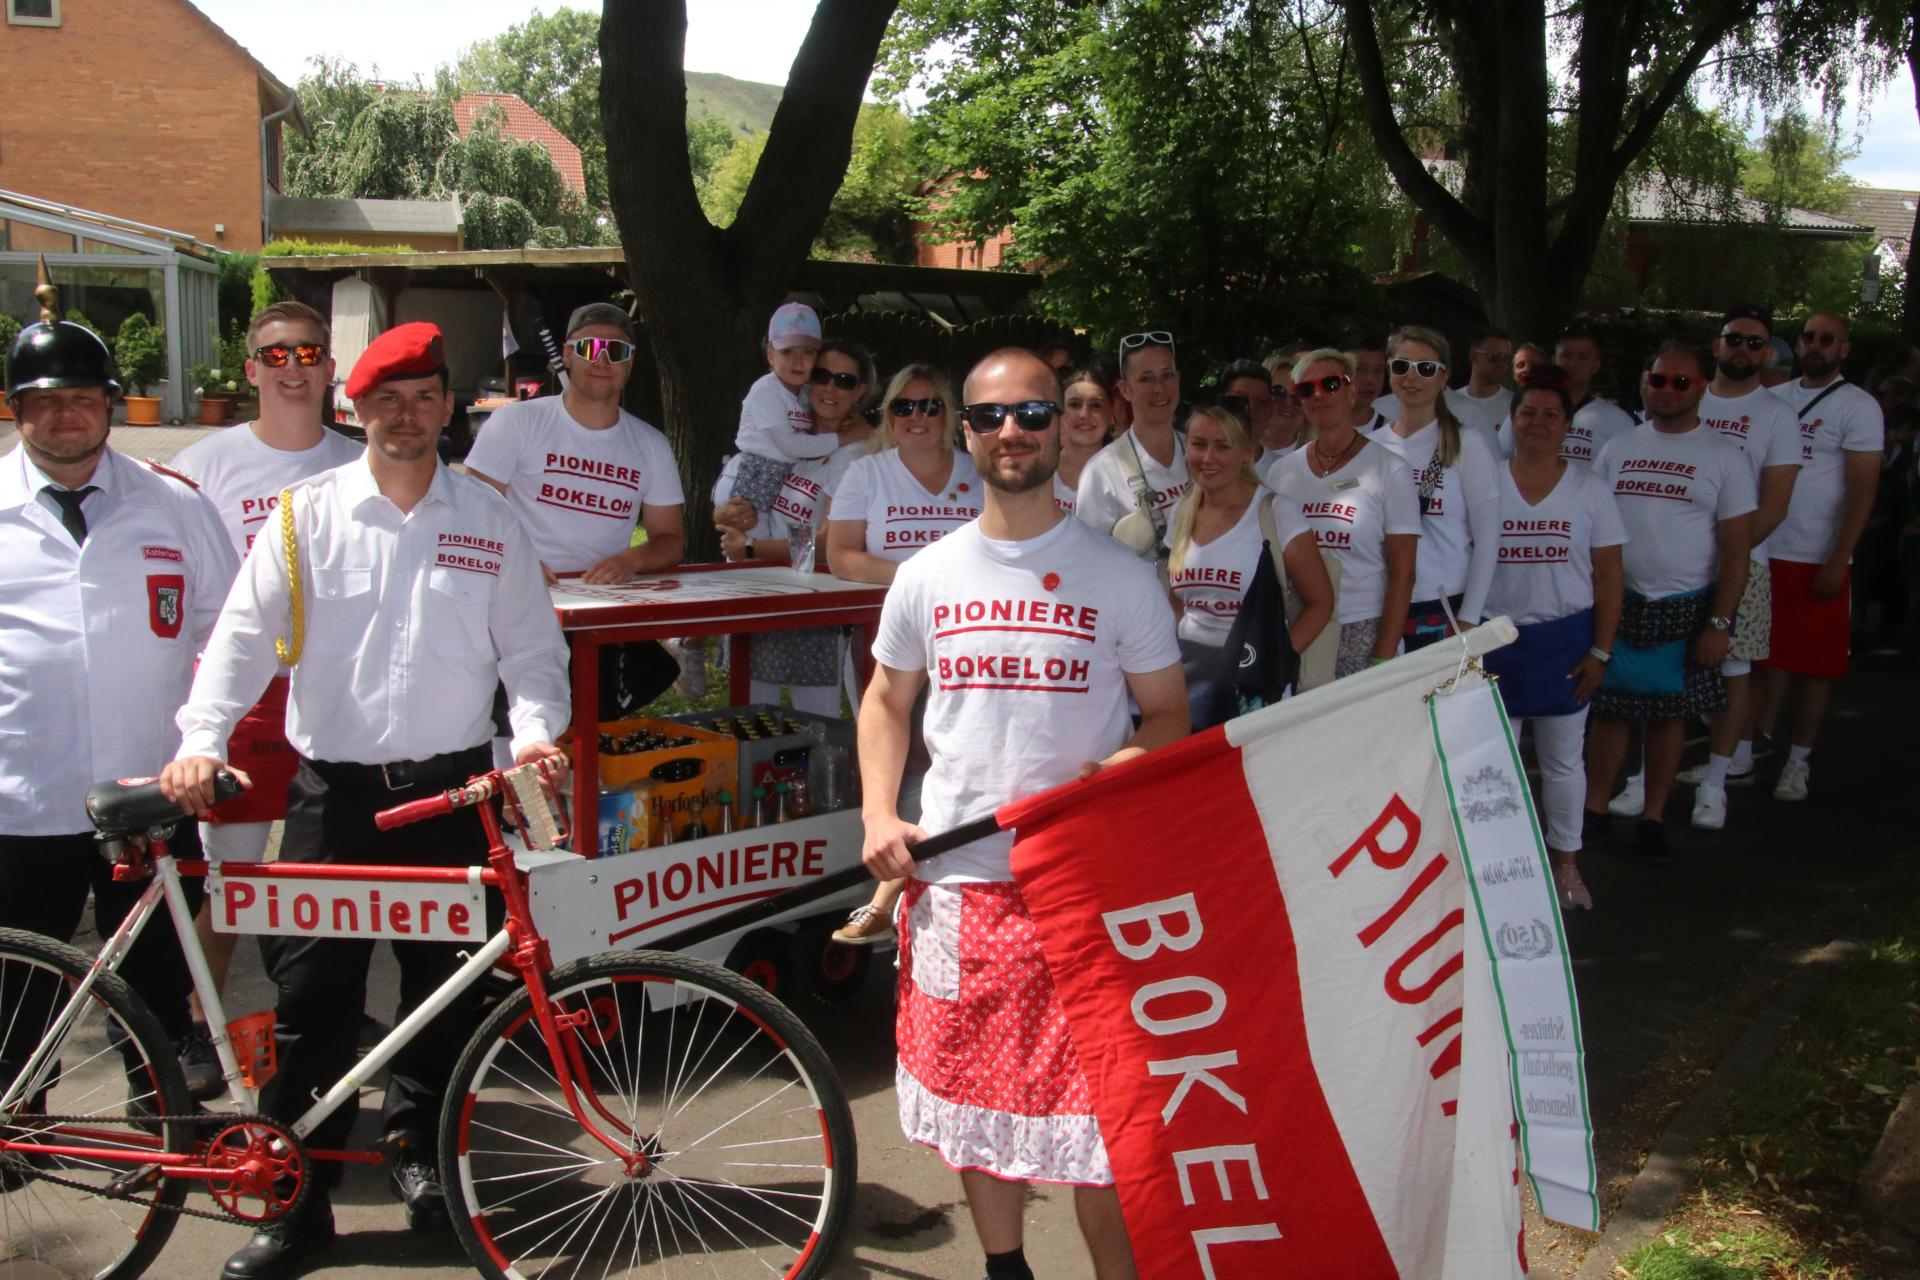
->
[786, 516, 817, 574]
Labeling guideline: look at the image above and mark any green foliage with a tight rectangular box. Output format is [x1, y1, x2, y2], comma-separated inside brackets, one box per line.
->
[250, 263, 282, 316]
[258, 239, 420, 257]
[687, 115, 738, 201]
[113, 314, 166, 396]
[443, 7, 607, 207]
[0, 311, 20, 386]
[685, 71, 783, 138]
[886, 0, 1389, 362]
[63, 311, 101, 338]
[459, 192, 540, 251]
[213, 251, 258, 338]
[187, 362, 241, 399]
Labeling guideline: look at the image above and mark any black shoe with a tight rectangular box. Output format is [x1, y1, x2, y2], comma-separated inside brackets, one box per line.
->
[385, 1131, 450, 1232]
[222, 1194, 335, 1279]
[178, 1025, 224, 1101]
[1582, 808, 1611, 845]
[1634, 819, 1671, 861]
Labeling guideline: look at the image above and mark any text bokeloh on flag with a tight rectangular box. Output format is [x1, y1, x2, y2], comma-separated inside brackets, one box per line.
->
[997, 623, 1595, 1279]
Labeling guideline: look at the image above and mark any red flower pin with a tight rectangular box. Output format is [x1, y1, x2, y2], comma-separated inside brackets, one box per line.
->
[957, 483, 970, 493]
[1042, 572, 1061, 592]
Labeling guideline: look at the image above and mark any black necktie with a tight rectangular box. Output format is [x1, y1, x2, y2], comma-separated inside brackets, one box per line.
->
[45, 486, 97, 547]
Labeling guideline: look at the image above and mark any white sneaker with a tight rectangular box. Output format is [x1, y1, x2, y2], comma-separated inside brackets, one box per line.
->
[1773, 760, 1810, 802]
[1677, 761, 1755, 787]
[1607, 776, 1645, 817]
[1691, 784, 1728, 830]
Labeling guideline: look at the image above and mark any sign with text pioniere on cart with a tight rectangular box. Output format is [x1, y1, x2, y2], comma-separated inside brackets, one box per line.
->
[542, 563, 891, 994]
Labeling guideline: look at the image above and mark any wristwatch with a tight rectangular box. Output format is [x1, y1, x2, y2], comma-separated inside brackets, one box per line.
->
[1588, 646, 1612, 664]
[1707, 615, 1731, 632]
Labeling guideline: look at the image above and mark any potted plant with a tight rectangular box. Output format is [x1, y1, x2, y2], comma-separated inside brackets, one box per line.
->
[114, 314, 166, 425]
[219, 332, 257, 419]
[0, 312, 20, 421]
[189, 362, 239, 425]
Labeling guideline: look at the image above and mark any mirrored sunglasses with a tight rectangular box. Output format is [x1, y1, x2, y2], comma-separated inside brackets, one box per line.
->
[568, 336, 635, 364]
[809, 368, 861, 390]
[1292, 374, 1351, 400]
[253, 343, 327, 367]
[889, 397, 946, 419]
[960, 400, 1060, 432]
[1388, 358, 1443, 378]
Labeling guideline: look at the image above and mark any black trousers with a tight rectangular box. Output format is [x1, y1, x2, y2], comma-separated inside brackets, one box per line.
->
[258, 748, 494, 1182]
[0, 826, 206, 1098]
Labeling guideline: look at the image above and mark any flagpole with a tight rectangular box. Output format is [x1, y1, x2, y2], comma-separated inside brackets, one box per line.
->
[642, 812, 1002, 954]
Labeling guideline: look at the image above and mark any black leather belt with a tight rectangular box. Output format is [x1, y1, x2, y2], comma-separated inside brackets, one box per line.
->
[304, 744, 493, 793]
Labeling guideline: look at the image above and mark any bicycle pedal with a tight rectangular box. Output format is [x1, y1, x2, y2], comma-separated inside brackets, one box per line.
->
[106, 1163, 163, 1196]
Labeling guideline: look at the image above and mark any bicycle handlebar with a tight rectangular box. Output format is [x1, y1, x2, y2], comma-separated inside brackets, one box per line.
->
[372, 754, 570, 833]
[373, 791, 455, 832]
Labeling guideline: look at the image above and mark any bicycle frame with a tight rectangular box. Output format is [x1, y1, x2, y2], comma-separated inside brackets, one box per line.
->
[0, 759, 656, 1187]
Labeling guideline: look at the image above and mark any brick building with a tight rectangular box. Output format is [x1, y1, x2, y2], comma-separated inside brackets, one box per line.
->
[0, 0, 301, 253]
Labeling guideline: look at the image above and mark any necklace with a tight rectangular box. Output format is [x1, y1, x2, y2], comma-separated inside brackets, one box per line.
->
[1312, 432, 1360, 476]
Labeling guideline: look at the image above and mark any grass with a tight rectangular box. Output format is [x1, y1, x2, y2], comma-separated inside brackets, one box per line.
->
[1618, 903, 1920, 1280]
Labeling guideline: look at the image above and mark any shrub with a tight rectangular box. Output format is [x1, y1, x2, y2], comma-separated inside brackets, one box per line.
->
[113, 314, 167, 397]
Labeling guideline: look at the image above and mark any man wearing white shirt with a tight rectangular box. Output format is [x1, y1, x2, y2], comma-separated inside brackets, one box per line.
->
[1073, 330, 1190, 563]
[169, 301, 363, 1070]
[1446, 327, 1515, 436]
[1758, 311, 1885, 802]
[1551, 329, 1638, 465]
[164, 322, 571, 1278]
[1683, 306, 1801, 829]
[0, 303, 238, 1104]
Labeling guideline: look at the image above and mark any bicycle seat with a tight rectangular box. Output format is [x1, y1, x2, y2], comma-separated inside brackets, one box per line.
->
[86, 772, 241, 837]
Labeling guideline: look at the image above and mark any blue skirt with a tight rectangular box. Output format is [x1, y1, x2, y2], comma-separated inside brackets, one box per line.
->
[1484, 608, 1595, 719]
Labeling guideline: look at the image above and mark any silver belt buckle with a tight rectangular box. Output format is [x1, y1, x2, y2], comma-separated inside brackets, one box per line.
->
[380, 761, 414, 791]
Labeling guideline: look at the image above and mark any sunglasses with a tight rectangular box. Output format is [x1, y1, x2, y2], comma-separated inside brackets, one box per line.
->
[568, 336, 635, 364]
[960, 400, 1060, 432]
[809, 368, 861, 390]
[1389, 358, 1444, 378]
[1644, 372, 1697, 391]
[1798, 330, 1839, 347]
[253, 343, 327, 367]
[1120, 330, 1174, 352]
[1292, 374, 1351, 400]
[889, 397, 946, 419]
[1719, 332, 1770, 351]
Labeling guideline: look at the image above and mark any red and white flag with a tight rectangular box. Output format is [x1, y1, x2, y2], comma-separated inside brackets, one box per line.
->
[996, 623, 1596, 1279]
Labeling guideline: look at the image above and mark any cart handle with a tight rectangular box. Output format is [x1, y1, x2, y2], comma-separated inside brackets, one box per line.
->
[374, 756, 570, 832]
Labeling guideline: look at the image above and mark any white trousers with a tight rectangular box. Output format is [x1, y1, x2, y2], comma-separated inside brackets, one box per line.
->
[1519, 707, 1590, 853]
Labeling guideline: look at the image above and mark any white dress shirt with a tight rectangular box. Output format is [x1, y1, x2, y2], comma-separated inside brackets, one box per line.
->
[0, 446, 237, 833]
[177, 455, 570, 766]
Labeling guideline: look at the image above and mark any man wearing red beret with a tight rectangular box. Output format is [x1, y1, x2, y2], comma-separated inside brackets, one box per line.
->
[162, 321, 571, 1279]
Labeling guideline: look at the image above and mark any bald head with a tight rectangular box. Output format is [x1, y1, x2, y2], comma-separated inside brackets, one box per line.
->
[965, 347, 1058, 404]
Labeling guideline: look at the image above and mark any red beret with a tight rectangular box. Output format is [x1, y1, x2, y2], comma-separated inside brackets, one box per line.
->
[345, 322, 448, 400]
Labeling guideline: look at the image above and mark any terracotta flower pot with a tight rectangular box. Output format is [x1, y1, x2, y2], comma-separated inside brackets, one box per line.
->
[0, 400, 13, 422]
[123, 395, 162, 426]
[197, 395, 235, 426]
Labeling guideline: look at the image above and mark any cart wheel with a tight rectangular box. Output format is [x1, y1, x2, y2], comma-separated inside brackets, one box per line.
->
[793, 922, 873, 1004]
[725, 929, 791, 999]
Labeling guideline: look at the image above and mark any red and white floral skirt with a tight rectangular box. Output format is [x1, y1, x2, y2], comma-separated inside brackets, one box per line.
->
[895, 877, 1112, 1186]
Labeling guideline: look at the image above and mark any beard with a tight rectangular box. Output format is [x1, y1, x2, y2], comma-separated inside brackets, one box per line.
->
[1716, 354, 1757, 381]
[1800, 347, 1836, 378]
[980, 443, 1059, 493]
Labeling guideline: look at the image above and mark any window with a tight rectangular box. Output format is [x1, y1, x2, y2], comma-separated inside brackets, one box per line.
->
[6, 0, 60, 25]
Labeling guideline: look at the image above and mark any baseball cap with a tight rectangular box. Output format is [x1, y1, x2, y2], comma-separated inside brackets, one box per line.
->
[566, 302, 635, 340]
[768, 302, 822, 351]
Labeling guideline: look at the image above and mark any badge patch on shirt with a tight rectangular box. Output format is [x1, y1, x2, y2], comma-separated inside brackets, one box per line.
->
[148, 574, 184, 638]
[142, 545, 184, 563]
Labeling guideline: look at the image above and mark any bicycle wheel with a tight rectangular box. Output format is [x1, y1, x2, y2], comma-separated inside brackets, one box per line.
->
[442, 949, 856, 1280]
[0, 926, 193, 1280]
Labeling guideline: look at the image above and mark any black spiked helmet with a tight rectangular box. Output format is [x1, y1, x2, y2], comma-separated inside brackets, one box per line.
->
[6, 320, 122, 402]
[7, 255, 120, 402]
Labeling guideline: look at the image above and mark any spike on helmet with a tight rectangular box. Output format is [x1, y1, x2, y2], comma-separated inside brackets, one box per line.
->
[6, 254, 120, 402]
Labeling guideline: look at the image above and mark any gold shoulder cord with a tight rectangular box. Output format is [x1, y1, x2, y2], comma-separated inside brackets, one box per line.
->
[273, 487, 305, 665]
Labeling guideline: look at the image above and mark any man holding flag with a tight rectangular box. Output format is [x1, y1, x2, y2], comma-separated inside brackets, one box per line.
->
[860, 347, 1187, 1280]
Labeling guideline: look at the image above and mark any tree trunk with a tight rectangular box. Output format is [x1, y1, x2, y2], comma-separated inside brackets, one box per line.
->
[600, 0, 897, 558]
[1903, 30, 1920, 345]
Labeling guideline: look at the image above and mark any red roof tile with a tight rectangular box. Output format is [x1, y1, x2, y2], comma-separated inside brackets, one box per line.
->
[449, 94, 587, 197]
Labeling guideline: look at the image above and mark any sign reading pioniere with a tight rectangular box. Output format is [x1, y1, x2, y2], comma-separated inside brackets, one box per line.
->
[997, 625, 1595, 1279]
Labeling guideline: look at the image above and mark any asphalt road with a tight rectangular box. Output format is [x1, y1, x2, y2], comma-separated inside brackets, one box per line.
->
[21, 425, 1920, 1276]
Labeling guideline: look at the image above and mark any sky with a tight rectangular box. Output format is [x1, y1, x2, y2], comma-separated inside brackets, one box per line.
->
[192, 0, 1920, 190]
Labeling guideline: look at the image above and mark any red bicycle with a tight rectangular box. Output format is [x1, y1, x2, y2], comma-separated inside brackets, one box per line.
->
[0, 756, 855, 1279]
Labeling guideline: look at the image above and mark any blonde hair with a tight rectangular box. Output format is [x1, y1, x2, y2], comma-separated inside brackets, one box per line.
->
[1168, 405, 1262, 575]
[873, 364, 958, 453]
[1388, 325, 1462, 467]
[1289, 347, 1354, 383]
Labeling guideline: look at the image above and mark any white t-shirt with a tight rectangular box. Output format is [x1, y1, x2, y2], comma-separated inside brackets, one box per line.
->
[1697, 385, 1802, 561]
[1367, 421, 1501, 620]
[768, 440, 865, 536]
[829, 448, 983, 562]
[465, 395, 685, 573]
[1594, 422, 1758, 598]
[1768, 379, 1886, 564]
[1447, 386, 1513, 437]
[1254, 444, 1300, 488]
[871, 517, 1181, 883]
[1269, 442, 1422, 623]
[1495, 396, 1638, 465]
[171, 423, 363, 557]
[1484, 462, 1628, 626]
[1072, 428, 1191, 537]
[1171, 489, 1309, 647]
[1052, 472, 1078, 516]
[733, 371, 831, 462]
